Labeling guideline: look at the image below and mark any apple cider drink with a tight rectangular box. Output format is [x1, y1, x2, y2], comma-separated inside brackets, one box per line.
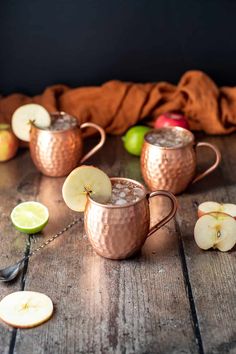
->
[146, 128, 191, 148]
[46, 114, 77, 131]
[107, 180, 145, 206]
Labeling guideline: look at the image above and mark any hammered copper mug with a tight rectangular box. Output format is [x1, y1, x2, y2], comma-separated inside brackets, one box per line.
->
[141, 127, 221, 194]
[84, 177, 177, 260]
[30, 112, 106, 177]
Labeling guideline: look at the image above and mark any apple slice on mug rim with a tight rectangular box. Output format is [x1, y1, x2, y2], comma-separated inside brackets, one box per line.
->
[62, 165, 112, 212]
[12, 103, 51, 142]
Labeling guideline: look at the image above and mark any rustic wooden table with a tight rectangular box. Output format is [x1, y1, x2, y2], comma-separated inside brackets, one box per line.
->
[0, 134, 236, 354]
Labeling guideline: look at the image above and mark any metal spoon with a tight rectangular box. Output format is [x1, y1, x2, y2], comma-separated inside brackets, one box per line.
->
[0, 218, 82, 282]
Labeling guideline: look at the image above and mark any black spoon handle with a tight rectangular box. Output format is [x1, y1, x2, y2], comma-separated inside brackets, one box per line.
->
[27, 217, 82, 259]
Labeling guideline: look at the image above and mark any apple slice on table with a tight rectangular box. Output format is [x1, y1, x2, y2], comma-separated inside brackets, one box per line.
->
[198, 201, 236, 219]
[0, 291, 53, 328]
[194, 212, 236, 252]
[62, 165, 112, 212]
[12, 103, 51, 142]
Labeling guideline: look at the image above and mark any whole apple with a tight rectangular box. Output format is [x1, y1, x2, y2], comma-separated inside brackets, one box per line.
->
[154, 112, 189, 130]
[0, 124, 19, 162]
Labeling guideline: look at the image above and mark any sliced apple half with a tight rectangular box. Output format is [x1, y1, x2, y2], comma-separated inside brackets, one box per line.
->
[62, 165, 112, 212]
[198, 201, 236, 219]
[194, 212, 236, 252]
[12, 103, 51, 142]
[0, 291, 53, 328]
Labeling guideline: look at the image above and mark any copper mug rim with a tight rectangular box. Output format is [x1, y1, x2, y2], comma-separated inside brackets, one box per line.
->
[88, 177, 148, 209]
[31, 111, 80, 134]
[144, 126, 195, 150]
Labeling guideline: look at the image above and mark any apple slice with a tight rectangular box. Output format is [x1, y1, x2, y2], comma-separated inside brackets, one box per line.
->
[198, 201, 236, 219]
[223, 204, 236, 219]
[194, 212, 236, 252]
[12, 103, 51, 142]
[62, 165, 112, 212]
[0, 291, 53, 328]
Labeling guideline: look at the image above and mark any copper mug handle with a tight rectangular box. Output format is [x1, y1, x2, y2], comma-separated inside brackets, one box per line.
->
[147, 190, 178, 238]
[80, 122, 106, 163]
[192, 142, 221, 184]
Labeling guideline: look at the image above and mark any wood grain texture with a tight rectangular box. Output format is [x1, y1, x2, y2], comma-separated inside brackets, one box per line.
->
[9, 138, 197, 354]
[0, 150, 41, 354]
[176, 134, 236, 354]
[2, 134, 236, 354]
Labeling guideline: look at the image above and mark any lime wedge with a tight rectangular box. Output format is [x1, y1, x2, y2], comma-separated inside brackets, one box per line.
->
[11, 201, 49, 234]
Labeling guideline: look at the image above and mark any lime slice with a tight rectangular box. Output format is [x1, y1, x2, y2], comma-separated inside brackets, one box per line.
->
[11, 201, 49, 234]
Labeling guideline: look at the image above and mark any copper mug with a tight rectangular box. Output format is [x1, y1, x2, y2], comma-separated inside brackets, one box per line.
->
[29, 112, 106, 177]
[84, 177, 177, 260]
[141, 127, 221, 194]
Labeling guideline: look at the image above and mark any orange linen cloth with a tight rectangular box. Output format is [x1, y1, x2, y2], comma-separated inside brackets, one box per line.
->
[1, 70, 236, 136]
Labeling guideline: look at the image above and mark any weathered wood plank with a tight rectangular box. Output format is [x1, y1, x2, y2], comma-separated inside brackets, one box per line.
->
[0, 150, 41, 354]
[13, 138, 197, 354]
[176, 133, 236, 354]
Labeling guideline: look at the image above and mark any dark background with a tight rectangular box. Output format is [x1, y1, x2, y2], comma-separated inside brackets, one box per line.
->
[0, 0, 236, 95]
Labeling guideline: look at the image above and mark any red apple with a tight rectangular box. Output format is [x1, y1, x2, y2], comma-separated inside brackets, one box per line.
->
[0, 124, 19, 162]
[154, 112, 189, 130]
